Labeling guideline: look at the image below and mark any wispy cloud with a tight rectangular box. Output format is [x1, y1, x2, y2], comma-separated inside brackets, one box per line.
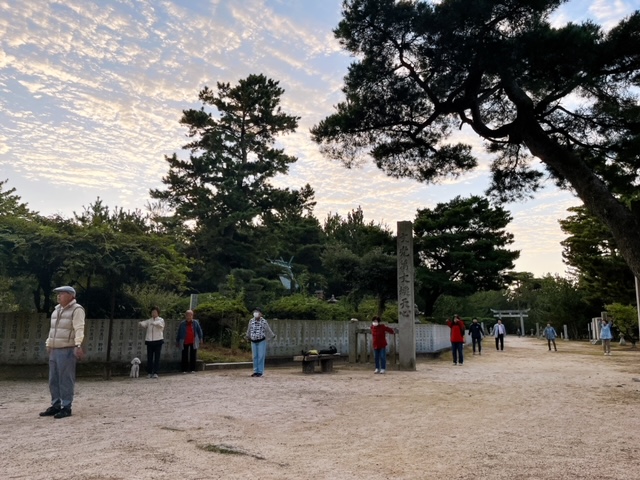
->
[0, 0, 633, 276]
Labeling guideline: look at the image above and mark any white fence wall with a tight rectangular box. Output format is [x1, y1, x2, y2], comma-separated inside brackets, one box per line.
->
[0, 314, 457, 365]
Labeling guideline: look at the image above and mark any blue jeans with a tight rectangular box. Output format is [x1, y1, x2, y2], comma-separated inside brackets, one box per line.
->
[251, 339, 267, 374]
[48, 347, 77, 408]
[451, 342, 464, 364]
[374, 348, 387, 370]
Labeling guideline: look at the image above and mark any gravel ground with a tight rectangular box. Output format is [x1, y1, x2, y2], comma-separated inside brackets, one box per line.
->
[1, 336, 639, 480]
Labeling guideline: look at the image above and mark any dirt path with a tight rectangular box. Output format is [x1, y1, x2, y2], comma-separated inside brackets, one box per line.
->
[1, 336, 640, 480]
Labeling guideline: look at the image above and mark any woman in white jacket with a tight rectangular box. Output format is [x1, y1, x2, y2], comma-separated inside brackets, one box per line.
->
[139, 306, 165, 378]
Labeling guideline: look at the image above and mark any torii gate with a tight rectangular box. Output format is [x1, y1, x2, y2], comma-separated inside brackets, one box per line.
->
[490, 309, 529, 336]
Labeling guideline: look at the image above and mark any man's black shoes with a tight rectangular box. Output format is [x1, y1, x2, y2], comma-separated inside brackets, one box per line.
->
[39, 406, 61, 417]
[53, 407, 72, 419]
[40, 406, 72, 418]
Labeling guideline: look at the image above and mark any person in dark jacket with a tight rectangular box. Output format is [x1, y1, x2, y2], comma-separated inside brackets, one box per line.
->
[175, 310, 204, 373]
[446, 315, 466, 365]
[468, 317, 485, 355]
[370, 316, 398, 374]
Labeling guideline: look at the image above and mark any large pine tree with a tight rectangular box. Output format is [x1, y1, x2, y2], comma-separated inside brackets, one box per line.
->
[151, 74, 313, 289]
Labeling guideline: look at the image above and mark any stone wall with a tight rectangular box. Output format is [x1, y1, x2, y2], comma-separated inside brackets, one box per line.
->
[0, 314, 455, 365]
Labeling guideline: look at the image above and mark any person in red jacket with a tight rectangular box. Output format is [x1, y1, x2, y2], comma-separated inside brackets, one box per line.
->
[370, 316, 398, 374]
[446, 314, 466, 366]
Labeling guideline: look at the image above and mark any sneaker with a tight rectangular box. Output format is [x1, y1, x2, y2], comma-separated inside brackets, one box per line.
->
[453, 362, 457, 365]
[53, 407, 72, 419]
[250, 373, 258, 377]
[374, 369, 380, 374]
[152, 374, 159, 379]
[255, 373, 263, 377]
[380, 369, 385, 374]
[39, 406, 61, 417]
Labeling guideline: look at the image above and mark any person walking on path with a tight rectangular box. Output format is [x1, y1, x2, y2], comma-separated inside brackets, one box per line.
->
[468, 317, 485, 355]
[246, 308, 276, 377]
[370, 316, 398, 374]
[600, 318, 613, 356]
[176, 310, 204, 373]
[446, 315, 466, 365]
[494, 319, 506, 351]
[543, 323, 558, 351]
[39, 285, 85, 420]
[139, 306, 165, 378]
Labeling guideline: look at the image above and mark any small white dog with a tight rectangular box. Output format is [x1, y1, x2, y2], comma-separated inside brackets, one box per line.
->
[130, 357, 141, 378]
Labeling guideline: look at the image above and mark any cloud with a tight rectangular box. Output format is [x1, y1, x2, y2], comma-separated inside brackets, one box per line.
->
[1, 0, 619, 277]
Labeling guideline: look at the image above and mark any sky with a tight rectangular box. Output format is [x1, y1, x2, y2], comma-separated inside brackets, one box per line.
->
[0, 0, 637, 277]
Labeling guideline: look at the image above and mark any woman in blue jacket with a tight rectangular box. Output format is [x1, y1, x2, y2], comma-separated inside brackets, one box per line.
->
[600, 318, 613, 356]
[176, 310, 204, 372]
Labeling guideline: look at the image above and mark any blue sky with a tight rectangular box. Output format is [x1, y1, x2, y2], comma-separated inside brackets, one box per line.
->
[0, 0, 637, 277]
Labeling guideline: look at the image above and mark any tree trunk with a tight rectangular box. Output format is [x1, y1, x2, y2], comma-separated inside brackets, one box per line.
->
[502, 79, 640, 279]
[521, 117, 640, 279]
[419, 288, 443, 318]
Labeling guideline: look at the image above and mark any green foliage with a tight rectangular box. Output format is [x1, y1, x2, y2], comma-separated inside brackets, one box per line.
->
[312, 0, 640, 280]
[323, 207, 394, 256]
[0, 276, 19, 312]
[321, 208, 396, 313]
[350, 298, 397, 324]
[560, 205, 635, 307]
[150, 74, 313, 290]
[605, 303, 638, 343]
[465, 290, 510, 318]
[432, 295, 466, 323]
[414, 195, 519, 315]
[506, 273, 591, 338]
[0, 179, 32, 218]
[0, 213, 77, 312]
[123, 284, 186, 320]
[194, 295, 249, 347]
[265, 293, 352, 320]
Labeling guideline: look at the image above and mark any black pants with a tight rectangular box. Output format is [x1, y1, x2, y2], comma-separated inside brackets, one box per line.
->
[547, 339, 557, 351]
[495, 334, 504, 350]
[181, 344, 197, 372]
[472, 337, 482, 353]
[146, 340, 163, 375]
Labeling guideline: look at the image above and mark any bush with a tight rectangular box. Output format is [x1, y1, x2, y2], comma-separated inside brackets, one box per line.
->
[264, 294, 398, 322]
[195, 295, 249, 348]
[265, 294, 351, 320]
[344, 298, 398, 323]
[124, 284, 186, 319]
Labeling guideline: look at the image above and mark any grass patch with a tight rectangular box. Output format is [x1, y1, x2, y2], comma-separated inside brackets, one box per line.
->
[197, 343, 252, 363]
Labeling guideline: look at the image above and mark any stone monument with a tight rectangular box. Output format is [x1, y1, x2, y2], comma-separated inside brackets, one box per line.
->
[397, 221, 416, 370]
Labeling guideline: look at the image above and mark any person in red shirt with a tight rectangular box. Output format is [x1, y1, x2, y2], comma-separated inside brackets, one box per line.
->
[176, 310, 204, 373]
[370, 316, 398, 374]
[446, 314, 466, 366]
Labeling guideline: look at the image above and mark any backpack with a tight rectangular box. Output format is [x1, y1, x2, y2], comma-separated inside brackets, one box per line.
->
[318, 346, 337, 355]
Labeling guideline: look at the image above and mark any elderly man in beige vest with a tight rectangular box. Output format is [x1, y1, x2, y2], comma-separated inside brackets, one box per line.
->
[39, 285, 85, 419]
